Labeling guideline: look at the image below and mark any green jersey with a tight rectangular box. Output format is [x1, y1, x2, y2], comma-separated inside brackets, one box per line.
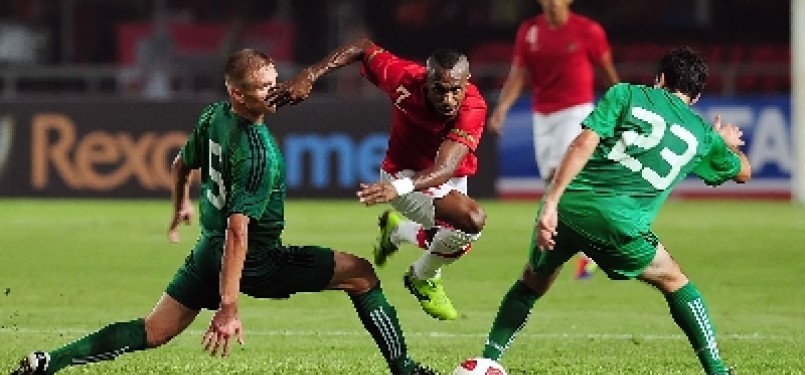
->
[167, 103, 337, 309]
[558, 83, 741, 244]
[180, 101, 286, 242]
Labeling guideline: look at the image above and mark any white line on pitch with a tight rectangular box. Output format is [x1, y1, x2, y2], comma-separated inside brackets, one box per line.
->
[0, 328, 788, 341]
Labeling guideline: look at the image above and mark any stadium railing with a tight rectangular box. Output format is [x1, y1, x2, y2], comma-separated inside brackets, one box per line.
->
[0, 43, 791, 99]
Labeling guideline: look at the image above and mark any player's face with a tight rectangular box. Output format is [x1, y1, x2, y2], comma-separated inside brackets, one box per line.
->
[425, 67, 469, 119]
[234, 64, 279, 117]
[538, 0, 572, 17]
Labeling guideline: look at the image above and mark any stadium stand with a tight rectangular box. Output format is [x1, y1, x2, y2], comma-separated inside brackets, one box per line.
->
[468, 41, 791, 97]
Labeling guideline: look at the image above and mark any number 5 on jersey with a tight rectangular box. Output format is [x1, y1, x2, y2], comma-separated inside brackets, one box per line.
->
[207, 139, 227, 209]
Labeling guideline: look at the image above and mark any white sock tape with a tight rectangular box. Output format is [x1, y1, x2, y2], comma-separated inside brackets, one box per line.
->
[390, 178, 415, 196]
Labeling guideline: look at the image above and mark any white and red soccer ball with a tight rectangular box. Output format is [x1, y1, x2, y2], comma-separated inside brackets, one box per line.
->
[451, 357, 507, 375]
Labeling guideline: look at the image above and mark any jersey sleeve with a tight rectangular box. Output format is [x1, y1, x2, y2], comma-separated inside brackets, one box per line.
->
[226, 134, 274, 220]
[511, 21, 531, 68]
[447, 87, 487, 151]
[360, 44, 411, 95]
[581, 83, 629, 138]
[585, 20, 611, 64]
[692, 131, 743, 186]
[180, 103, 217, 168]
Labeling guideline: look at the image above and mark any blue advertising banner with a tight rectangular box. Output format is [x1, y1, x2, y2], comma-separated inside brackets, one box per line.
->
[0, 99, 497, 198]
[497, 95, 791, 199]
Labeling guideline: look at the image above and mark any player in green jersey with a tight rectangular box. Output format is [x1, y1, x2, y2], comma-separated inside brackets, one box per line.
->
[479, 47, 751, 375]
[11, 49, 436, 375]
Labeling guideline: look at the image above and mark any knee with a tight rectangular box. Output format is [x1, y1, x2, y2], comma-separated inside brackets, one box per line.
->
[639, 245, 690, 293]
[520, 265, 555, 296]
[144, 318, 178, 348]
[460, 205, 486, 234]
[353, 257, 378, 282]
[658, 272, 689, 293]
[144, 316, 189, 349]
[642, 269, 689, 293]
[336, 254, 378, 294]
[348, 259, 379, 294]
[471, 205, 487, 232]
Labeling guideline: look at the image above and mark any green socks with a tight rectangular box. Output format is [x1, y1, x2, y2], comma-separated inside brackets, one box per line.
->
[482, 280, 538, 361]
[479, 280, 728, 374]
[47, 318, 147, 373]
[665, 282, 729, 375]
[349, 283, 415, 375]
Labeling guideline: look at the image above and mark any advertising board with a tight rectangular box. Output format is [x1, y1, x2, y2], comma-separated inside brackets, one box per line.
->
[497, 95, 792, 199]
[0, 99, 497, 198]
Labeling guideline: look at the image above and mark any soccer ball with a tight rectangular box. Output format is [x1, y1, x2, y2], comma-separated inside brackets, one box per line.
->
[451, 357, 507, 375]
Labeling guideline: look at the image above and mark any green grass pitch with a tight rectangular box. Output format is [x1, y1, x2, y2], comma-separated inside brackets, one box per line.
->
[1, 198, 803, 374]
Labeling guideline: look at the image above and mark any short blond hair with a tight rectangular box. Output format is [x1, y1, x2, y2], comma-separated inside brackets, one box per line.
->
[224, 49, 274, 89]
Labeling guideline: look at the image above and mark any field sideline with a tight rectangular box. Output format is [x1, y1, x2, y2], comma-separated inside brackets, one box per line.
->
[1, 198, 803, 374]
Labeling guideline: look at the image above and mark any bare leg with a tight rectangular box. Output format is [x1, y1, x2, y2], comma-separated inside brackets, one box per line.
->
[144, 293, 201, 347]
[38, 293, 198, 373]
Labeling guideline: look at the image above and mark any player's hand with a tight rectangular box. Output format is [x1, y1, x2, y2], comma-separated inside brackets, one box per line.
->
[488, 107, 507, 136]
[278, 68, 316, 106]
[264, 86, 290, 113]
[712, 115, 745, 150]
[202, 302, 244, 358]
[356, 182, 398, 206]
[286, 71, 314, 102]
[536, 201, 559, 250]
[167, 200, 194, 244]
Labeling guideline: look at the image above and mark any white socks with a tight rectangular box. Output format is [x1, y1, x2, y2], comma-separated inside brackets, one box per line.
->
[411, 228, 480, 279]
[391, 220, 421, 247]
[392, 218, 480, 280]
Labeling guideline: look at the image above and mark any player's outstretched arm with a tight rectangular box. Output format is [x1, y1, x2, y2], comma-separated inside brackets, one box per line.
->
[168, 154, 195, 243]
[281, 38, 376, 105]
[305, 38, 375, 80]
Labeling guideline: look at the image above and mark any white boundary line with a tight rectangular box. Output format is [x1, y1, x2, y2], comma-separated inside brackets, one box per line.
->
[0, 327, 790, 341]
[496, 177, 791, 196]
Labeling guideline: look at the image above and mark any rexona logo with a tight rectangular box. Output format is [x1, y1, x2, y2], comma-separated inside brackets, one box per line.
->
[0, 115, 12, 180]
[31, 113, 188, 191]
[284, 133, 388, 189]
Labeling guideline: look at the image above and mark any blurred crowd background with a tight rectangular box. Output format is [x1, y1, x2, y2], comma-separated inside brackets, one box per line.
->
[0, 0, 791, 100]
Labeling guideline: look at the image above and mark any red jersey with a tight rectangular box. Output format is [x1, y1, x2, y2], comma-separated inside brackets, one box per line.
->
[360, 44, 487, 177]
[513, 12, 611, 114]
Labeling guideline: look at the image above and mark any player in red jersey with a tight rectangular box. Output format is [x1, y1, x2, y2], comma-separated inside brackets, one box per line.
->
[281, 38, 487, 320]
[489, 0, 620, 280]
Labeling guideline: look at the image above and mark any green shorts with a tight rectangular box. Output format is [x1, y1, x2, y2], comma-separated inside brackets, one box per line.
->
[166, 235, 335, 310]
[528, 218, 658, 280]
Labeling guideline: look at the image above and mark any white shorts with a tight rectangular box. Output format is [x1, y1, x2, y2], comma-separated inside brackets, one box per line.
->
[380, 169, 468, 229]
[532, 103, 594, 179]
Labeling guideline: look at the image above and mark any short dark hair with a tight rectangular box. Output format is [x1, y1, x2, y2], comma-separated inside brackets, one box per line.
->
[427, 49, 464, 70]
[224, 49, 274, 88]
[657, 47, 708, 98]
